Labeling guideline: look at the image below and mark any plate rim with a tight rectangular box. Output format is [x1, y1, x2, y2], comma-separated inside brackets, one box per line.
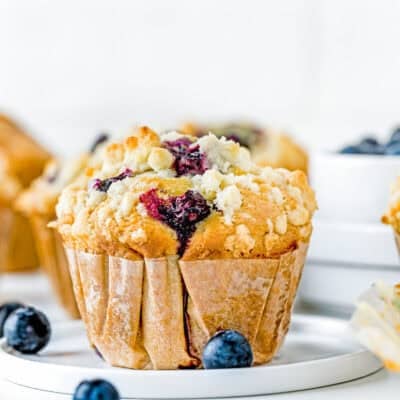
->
[0, 314, 383, 398]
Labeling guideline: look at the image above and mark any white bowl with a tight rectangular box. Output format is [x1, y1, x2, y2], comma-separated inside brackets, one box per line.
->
[299, 259, 400, 314]
[308, 220, 398, 266]
[311, 152, 400, 223]
[300, 220, 399, 311]
[300, 151, 400, 311]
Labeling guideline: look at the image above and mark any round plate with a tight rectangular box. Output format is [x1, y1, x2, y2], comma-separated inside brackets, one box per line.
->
[0, 315, 381, 398]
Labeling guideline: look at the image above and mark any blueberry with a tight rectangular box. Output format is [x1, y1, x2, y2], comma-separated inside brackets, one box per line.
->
[4, 306, 51, 354]
[359, 136, 379, 147]
[355, 136, 384, 155]
[385, 141, 400, 155]
[358, 143, 385, 155]
[90, 168, 133, 192]
[164, 138, 209, 176]
[339, 145, 361, 154]
[202, 330, 253, 369]
[89, 133, 109, 154]
[73, 379, 120, 400]
[0, 302, 23, 337]
[390, 127, 400, 143]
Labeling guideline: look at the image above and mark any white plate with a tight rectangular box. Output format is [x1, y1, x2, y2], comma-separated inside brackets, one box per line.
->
[0, 315, 381, 398]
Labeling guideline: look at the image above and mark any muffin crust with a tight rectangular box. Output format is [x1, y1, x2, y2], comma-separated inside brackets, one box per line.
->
[55, 127, 316, 261]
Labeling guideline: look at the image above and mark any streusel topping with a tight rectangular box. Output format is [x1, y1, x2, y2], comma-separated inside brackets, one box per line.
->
[55, 127, 317, 260]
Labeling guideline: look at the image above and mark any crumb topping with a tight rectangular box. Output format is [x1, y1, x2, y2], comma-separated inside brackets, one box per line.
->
[54, 127, 317, 259]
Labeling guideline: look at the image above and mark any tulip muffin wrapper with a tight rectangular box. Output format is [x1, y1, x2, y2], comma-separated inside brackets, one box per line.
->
[29, 215, 80, 319]
[0, 206, 38, 273]
[351, 279, 400, 372]
[65, 243, 308, 370]
[350, 231, 400, 372]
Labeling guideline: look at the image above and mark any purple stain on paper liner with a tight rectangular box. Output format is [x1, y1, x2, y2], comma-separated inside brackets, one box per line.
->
[139, 189, 211, 255]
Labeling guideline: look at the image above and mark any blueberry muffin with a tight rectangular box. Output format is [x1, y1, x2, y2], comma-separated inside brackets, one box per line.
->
[16, 134, 109, 318]
[54, 127, 316, 370]
[382, 176, 400, 249]
[0, 114, 50, 272]
[181, 122, 308, 173]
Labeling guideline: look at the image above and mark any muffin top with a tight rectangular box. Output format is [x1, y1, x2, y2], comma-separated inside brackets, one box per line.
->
[0, 115, 50, 197]
[383, 176, 400, 234]
[54, 127, 316, 261]
[16, 134, 109, 216]
[0, 170, 22, 207]
[181, 121, 308, 173]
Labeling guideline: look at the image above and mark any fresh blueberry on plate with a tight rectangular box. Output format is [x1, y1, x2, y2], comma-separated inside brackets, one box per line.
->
[73, 379, 120, 400]
[0, 302, 23, 337]
[202, 330, 253, 369]
[4, 306, 51, 354]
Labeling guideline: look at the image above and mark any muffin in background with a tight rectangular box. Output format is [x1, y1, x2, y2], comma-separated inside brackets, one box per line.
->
[181, 122, 308, 173]
[16, 134, 109, 319]
[351, 281, 400, 371]
[352, 171, 400, 371]
[382, 176, 400, 251]
[0, 114, 50, 273]
[54, 127, 316, 370]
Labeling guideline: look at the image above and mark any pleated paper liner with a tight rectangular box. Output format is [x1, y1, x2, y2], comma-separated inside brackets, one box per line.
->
[64, 243, 308, 370]
[395, 232, 400, 256]
[0, 206, 38, 273]
[351, 281, 400, 372]
[30, 215, 80, 319]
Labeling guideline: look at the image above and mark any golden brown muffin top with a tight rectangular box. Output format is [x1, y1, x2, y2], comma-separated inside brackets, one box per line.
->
[0, 114, 50, 192]
[54, 127, 316, 260]
[181, 121, 308, 173]
[16, 134, 109, 216]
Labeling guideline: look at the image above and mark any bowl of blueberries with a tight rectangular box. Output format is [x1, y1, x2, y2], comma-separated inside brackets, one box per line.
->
[299, 127, 400, 313]
[339, 128, 400, 156]
[311, 127, 400, 223]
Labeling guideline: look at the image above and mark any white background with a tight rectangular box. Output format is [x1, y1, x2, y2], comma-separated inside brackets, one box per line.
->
[1, 0, 400, 155]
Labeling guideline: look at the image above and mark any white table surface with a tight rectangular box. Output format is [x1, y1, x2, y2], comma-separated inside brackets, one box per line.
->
[0, 272, 399, 399]
[0, 369, 398, 400]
